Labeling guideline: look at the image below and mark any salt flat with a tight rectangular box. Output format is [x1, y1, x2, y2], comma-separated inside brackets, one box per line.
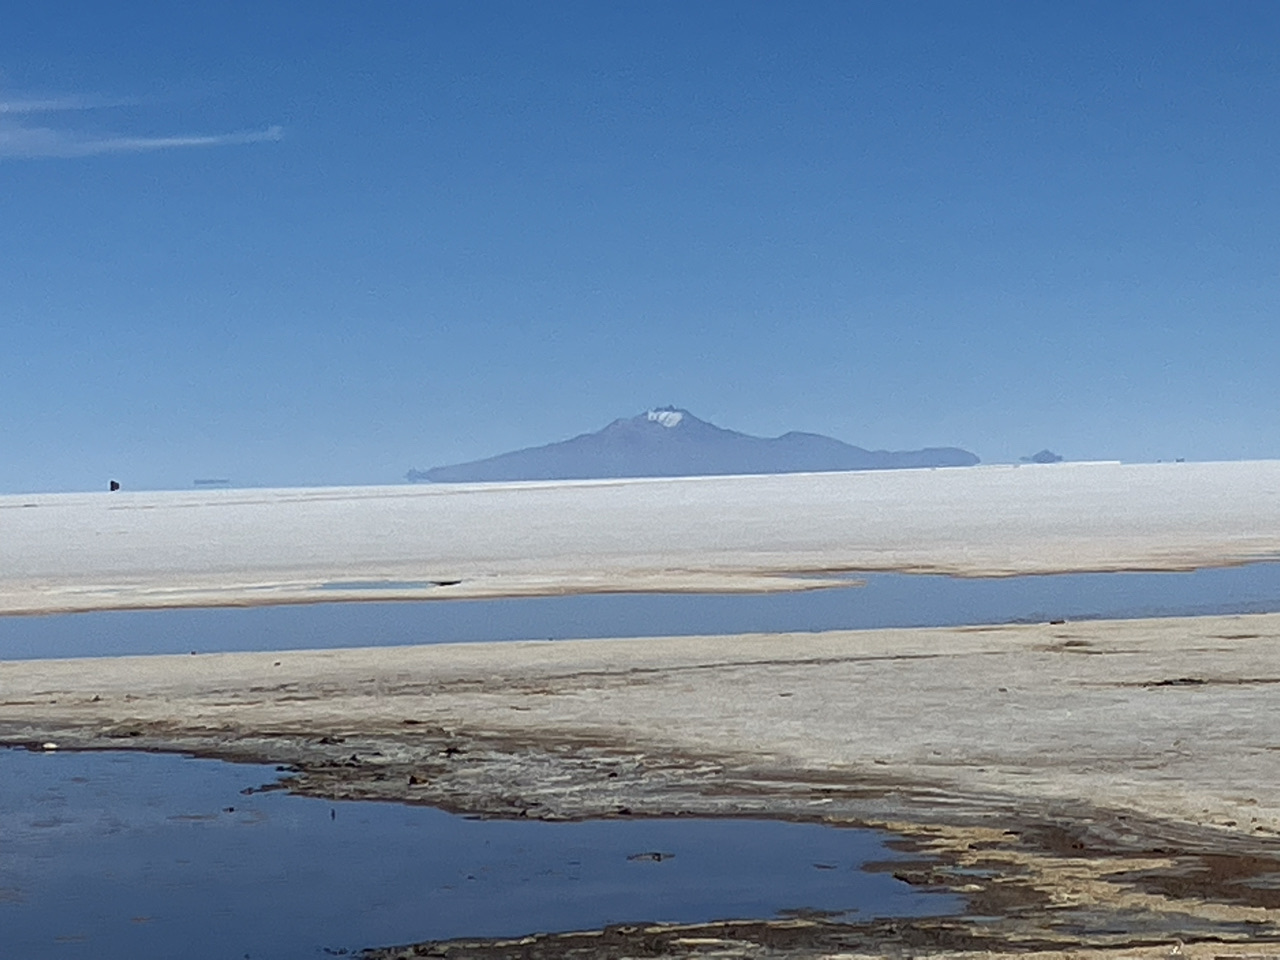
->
[10, 616, 1280, 834]
[2, 460, 1280, 615]
[5, 613, 1278, 836]
[6, 614, 1280, 952]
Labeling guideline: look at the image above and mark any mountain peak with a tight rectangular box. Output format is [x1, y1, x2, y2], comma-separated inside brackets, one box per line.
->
[646, 407, 686, 428]
[408, 409, 979, 483]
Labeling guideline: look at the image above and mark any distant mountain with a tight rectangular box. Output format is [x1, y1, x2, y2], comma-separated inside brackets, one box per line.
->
[408, 408, 979, 483]
[1021, 449, 1065, 464]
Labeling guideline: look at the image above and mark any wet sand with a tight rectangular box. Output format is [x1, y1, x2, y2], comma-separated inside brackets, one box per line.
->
[5, 460, 1280, 615]
[5, 613, 1280, 956]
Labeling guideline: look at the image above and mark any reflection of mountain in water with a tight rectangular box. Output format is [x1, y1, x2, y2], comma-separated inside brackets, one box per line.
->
[409, 407, 980, 483]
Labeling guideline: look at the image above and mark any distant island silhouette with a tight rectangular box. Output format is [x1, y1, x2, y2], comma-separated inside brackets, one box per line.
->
[408, 407, 980, 483]
[1021, 450, 1065, 464]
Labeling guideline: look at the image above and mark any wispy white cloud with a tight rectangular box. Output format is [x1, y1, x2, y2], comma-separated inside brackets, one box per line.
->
[0, 95, 138, 115]
[0, 123, 284, 158]
[0, 94, 282, 159]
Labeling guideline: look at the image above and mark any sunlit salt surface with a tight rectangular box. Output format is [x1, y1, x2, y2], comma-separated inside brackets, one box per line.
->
[2, 564, 1279, 660]
[0, 749, 956, 960]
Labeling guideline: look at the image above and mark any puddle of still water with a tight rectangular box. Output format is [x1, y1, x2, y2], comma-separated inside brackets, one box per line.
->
[0, 749, 957, 960]
[2, 563, 1279, 660]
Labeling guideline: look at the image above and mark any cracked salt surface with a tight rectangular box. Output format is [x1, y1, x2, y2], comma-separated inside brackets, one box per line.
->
[1, 749, 958, 960]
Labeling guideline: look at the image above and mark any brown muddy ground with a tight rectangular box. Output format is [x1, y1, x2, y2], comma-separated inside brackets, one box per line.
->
[5, 614, 1280, 958]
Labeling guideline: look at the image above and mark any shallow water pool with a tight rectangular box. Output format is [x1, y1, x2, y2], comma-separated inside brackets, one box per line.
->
[1, 749, 958, 960]
[2, 563, 1279, 660]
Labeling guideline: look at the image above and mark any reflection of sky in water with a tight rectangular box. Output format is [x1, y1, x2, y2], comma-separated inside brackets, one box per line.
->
[0, 750, 955, 960]
[2, 564, 1279, 660]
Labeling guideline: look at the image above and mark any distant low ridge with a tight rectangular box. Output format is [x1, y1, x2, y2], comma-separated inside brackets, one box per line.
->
[408, 408, 979, 483]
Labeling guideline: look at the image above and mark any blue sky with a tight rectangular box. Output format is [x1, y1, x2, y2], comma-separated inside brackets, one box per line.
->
[2, 1, 1278, 491]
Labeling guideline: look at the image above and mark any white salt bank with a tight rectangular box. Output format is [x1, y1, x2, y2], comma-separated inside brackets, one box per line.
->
[2, 460, 1279, 615]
